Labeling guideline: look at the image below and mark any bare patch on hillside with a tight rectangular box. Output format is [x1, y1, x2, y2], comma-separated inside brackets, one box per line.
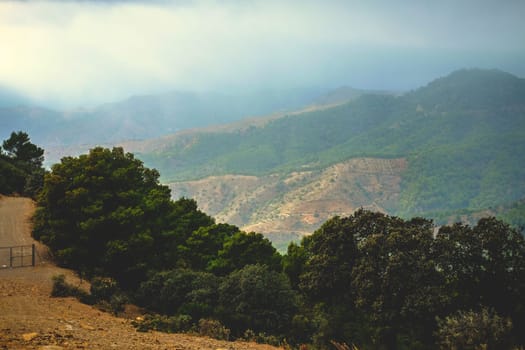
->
[169, 157, 407, 246]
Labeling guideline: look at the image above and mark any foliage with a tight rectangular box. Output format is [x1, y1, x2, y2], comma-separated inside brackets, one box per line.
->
[180, 223, 239, 271]
[435, 218, 525, 338]
[50, 274, 89, 301]
[51, 274, 127, 315]
[197, 318, 231, 340]
[282, 241, 308, 289]
[32, 147, 214, 287]
[87, 276, 128, 315]
[292, 210, 525, 349]
[299, 215, 359, 303]
[136, 269, 219, 321]
[218, 264, 298, 336]
[89, 277, 119, 301]
[0, 131, 45, 197]
[208, 231, 282, 275]
[435, 308, 513, 350]
[132, 314, 193, 333]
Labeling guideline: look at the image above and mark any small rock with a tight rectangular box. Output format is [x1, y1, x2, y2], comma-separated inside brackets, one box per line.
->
[79, 323, 95, 330]
[39, 346, 64, 350]
[63, 324, 73, 331]
[22, 332, 39, 341]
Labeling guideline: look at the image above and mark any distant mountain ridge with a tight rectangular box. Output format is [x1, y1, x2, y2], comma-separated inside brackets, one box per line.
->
[0, 86, 371, 156]
[126, 69, 525, 243]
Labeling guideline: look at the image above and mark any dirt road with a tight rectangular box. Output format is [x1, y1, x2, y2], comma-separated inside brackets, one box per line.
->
[0, 196, 281, 350]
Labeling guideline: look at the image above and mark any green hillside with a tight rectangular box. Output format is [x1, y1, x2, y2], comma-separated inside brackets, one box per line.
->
[138, 69, 525, 222]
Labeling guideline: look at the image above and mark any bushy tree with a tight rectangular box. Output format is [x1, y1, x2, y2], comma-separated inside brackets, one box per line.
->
[299, 215, 358, 303]
[351, 215, 442, 349]
[218, 264, 297, 336]
[180, 223, 239, 270]
[32, 147, 213, 287]
[290, 210, 525, 349]
[0, 131, 45, 197]
[282, 241, 308, 290]
[208, 231, 282, 275]
[435, 218, 525, 345]
[136, 269, 219, 320]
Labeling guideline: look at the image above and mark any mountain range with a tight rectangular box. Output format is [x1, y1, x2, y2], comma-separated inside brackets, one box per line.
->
[0, 87, 359, 147]
[1, 68, 524, 248]
[127, 69, 525, 248]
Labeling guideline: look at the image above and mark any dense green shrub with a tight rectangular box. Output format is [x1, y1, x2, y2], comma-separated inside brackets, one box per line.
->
[197, 318, 230, 340]
[50, 274, 89, 301]
[136, 269, 219, 320]
[90, 277, 119, 301]
[218, 264, 297, 336]
[435, 308, 513, 350]
[132, 314, 193, 333]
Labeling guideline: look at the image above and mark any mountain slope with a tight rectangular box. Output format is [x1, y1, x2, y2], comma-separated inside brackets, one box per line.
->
[169, 158, 406, 250]
[133, 69, 525, 240]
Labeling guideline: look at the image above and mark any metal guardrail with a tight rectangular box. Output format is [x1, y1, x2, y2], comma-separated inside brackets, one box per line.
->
[0, 244, 35, 268]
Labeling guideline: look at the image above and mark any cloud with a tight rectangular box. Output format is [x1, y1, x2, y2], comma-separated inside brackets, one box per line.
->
[0, 0, 524, 106]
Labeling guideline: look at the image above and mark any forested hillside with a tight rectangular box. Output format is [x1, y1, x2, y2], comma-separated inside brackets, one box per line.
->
[31, 146, 525, 349]
[135, 69, 525, 230]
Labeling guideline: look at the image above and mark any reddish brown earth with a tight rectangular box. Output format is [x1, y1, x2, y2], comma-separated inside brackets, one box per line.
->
[0, 196, 282, 350]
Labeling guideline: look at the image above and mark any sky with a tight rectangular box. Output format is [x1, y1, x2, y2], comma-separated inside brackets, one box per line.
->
[1, 0, 525, 107]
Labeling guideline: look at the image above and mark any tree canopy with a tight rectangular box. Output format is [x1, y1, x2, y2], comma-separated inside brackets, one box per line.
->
[0, 131, 45, 197]
[32, 147, 215, 286]
[287, 210, 525, 349]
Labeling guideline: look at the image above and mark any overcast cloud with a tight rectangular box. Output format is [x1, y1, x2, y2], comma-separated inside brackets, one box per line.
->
[1, 0, 524, 106]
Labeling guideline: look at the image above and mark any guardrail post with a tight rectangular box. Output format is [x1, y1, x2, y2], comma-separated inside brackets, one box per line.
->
[32, 244, 35, 266]
[9, 247, 13, 267]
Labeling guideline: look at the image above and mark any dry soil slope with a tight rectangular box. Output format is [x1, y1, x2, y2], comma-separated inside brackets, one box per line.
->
[169, 157, 407, 247]
[0, 196, 281, 350]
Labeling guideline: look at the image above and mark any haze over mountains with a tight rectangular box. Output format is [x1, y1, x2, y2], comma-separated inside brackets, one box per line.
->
[1, 68, 524, 248]
[0, 87, 336, 147]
